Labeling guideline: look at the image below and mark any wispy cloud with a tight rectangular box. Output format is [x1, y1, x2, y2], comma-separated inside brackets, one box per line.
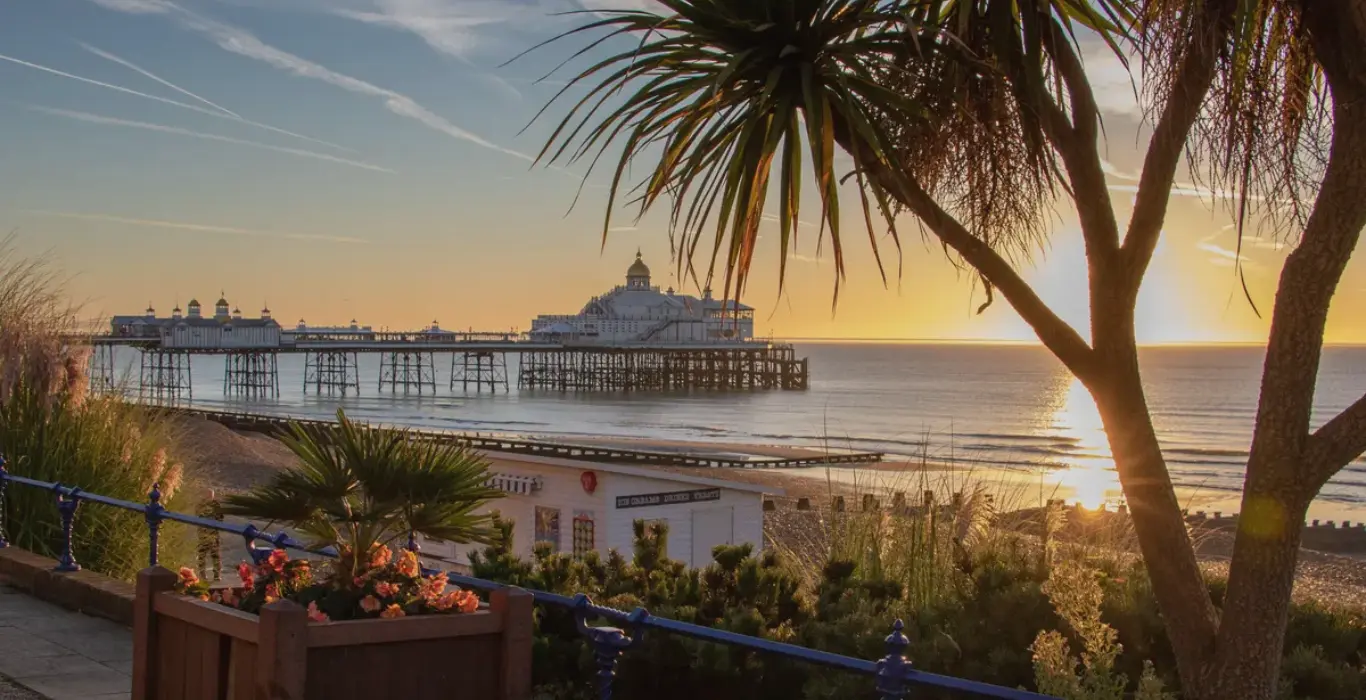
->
[1196, 235, 1261, 269]
[89, 0, 534, 161]
[1100, 159, 1140, 181]
[0, 50, 355, 152]
[32, 105, 395, 173]
[334, 3, 504, 58]
[79, 42, 240, 118]
[607, 225, 638, 232]
[26, 210, 368, 244]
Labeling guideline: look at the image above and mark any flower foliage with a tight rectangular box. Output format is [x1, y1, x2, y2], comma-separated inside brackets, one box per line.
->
[182, 545, 479, 623]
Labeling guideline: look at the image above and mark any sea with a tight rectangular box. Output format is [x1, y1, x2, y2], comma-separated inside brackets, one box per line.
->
[103, 343, 1366, 520]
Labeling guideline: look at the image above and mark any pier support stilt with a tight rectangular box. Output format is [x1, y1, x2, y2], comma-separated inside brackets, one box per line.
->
[223, 350, 280, 399]
[303, 350, 360, 395]
[138, 349, 192, 404]
[379, 351, 436, 395]
[515, 346, 808, 392]
[89, 343, 117, 394]
[450, 351, 508, 393]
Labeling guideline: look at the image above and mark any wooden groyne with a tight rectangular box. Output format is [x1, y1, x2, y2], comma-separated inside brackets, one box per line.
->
[171, 408, 883, 470]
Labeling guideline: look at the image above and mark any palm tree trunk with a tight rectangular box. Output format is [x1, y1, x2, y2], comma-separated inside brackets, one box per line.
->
[1085, 341, 1221, 696]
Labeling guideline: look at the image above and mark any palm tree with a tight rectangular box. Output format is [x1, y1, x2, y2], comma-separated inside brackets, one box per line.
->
[522, 2, 1366, 699]
[222, 409, 500, 580]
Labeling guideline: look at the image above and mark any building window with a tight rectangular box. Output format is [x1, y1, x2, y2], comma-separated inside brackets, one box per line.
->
[572, 511, 595, 557]
[534, 506, 560, 552]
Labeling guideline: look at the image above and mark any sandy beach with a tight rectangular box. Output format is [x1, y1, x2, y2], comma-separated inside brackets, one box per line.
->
[171, 414, 1366, 607]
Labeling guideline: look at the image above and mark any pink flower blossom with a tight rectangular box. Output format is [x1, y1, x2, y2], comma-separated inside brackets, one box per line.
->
[380, 604, 405, 619]
[360, 595, 382, 614]
[375, 581, 399, 598]
[307, 602, 330, 623]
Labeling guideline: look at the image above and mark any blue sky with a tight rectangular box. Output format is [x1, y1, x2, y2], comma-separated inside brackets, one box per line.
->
[2, 0, 1361, 342]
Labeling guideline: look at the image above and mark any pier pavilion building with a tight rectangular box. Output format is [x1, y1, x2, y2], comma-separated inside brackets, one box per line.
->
[110, 297, 281, 349]
[530, 252, 755, 344]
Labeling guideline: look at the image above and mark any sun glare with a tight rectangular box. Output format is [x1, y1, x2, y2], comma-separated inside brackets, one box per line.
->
[1050, 377, 1122, 509]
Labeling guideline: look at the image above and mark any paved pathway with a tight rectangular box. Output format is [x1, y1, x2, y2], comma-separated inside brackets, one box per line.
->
[0, 585, 132, 700]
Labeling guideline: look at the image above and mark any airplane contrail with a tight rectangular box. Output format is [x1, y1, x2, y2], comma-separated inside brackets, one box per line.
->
[32, 105, 395, 174]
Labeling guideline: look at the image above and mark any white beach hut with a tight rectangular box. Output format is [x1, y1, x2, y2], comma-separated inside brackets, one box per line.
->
[419, 452, 776, 570]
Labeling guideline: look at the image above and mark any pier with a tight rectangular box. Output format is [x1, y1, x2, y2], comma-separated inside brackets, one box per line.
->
[174, 408, 882, 469]
[81, 335, 808, 400]
[92, 258, 809, 400]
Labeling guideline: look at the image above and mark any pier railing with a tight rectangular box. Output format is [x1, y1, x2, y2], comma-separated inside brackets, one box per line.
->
[0, 457, 1054, 700]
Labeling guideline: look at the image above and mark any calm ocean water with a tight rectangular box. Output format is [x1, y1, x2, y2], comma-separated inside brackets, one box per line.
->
[106, 343, 1366, 516]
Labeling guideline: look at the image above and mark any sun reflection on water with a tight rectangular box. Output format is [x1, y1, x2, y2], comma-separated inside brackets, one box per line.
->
[1050, 376, 1122, 509]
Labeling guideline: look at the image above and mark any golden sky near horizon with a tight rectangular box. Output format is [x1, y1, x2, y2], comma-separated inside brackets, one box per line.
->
[5, 0, 1365, 345]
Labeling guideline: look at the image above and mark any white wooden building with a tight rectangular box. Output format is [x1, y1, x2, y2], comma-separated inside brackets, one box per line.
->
[420, 453, 776, 570]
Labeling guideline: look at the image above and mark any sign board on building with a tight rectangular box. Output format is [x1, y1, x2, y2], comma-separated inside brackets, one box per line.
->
[615, 488, 722, 509]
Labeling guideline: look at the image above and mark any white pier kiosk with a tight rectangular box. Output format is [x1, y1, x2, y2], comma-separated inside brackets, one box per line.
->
[419, 452, 776, 569]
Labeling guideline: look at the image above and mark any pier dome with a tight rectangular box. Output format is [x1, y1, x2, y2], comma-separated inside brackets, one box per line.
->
[626, 251, 651, 290]
[530, 252, 754, 344]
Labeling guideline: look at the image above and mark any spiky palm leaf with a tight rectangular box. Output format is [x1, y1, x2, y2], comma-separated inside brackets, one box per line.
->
[222, 409, 500, 572]
[525, 0, 1134, 307]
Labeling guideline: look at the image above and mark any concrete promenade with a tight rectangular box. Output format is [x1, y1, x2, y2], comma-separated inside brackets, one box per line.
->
[0, 584, 131, 700]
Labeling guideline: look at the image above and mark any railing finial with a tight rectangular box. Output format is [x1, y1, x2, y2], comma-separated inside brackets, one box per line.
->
[145, 483, 165, 567]
[875, 619, 911, 700]
[54, 485, 82, 572]
[573, 593, 641, 700]
[0, 455, 9, 549]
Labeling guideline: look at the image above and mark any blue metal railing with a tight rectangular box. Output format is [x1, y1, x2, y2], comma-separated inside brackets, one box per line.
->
[0, 456, 1055, 700]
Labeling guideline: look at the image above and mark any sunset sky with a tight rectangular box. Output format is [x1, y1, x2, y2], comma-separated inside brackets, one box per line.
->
[3, 0, 1364, 344]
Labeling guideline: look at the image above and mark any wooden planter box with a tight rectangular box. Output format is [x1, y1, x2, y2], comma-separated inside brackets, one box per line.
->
[131, 567, 533, 700]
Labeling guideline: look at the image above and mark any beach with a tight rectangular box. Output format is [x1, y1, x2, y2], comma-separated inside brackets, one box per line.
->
[171, 414, 1366, 607]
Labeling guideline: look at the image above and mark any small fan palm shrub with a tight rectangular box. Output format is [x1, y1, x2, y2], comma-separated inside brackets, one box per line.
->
[215, 409, 500, 620]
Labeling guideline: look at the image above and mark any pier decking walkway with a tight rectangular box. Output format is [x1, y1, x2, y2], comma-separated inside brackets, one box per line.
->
[175, 408, 886, 469]
[0, 586, 131, 700]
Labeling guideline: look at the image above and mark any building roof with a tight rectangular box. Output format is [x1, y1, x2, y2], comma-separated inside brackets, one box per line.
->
[484, 451, 781, 495]
[627, 252, 650, 278]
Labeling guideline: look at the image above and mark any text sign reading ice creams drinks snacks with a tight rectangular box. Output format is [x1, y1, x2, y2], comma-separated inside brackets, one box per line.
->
[615, 488, 722, 509]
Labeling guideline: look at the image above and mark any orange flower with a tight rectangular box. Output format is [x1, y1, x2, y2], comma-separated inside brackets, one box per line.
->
[359, 595, 382, 614]
[369, 544, 392, 569]
[432, 589, 478, 613]
[375, 581, 399, 598]
[396, 550, 419, 578]
[264, 583, 280, 604]
[237, 562, 254, 587]
[307, 601, 330, 623]
[421, 573, 448, 599]
[267, 549, 289, 573]
[177, 567, 199, 587]
[380, 604, 405, 619]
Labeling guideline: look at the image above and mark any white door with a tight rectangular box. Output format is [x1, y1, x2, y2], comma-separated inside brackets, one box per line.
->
[690, 507, 734, 566]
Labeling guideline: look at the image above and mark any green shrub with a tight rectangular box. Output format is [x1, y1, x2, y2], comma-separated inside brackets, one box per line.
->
[0, 243, 192, 579]
[469, 514, 1364, 700]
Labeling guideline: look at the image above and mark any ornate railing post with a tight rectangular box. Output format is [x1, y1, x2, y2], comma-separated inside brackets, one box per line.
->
[145, 483, 164, 567]
[53, 485, 82, 572]
[875, 619, 911, 700]
[572, 594, 646, 700]
[0, 455, 9, 549]
[241, 523, 268, 565]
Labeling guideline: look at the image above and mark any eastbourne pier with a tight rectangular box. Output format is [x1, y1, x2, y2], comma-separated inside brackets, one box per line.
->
[86, 254, 810, 402]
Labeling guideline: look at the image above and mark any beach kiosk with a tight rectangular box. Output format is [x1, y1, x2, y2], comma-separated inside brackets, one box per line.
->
[419, 452, 776, 569]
